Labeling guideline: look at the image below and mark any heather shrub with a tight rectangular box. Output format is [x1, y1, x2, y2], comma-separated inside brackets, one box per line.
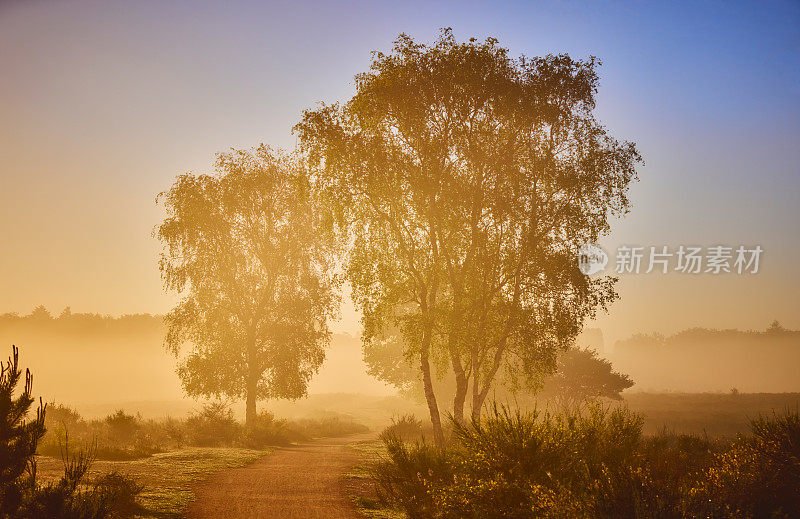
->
[289, 414, 369, 440]
[688, 410, 800, 518]
[184, 402, 240, 447]
[372, 404, 800, 518]
[373, 435, 456, 518]
[442, 405, 645, 518]
[242, 411, 291, 448]
[381, 414, 424, 442]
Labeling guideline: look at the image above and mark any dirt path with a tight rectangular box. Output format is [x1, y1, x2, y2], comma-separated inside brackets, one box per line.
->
[185, 432, 375, 519]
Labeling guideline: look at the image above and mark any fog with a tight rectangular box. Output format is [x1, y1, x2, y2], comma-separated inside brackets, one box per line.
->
[3, 310, 796, 421]
[0, 311, 395, 419]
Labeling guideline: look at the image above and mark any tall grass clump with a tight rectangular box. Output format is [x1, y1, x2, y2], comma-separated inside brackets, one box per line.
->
[381, 414, 425, 442]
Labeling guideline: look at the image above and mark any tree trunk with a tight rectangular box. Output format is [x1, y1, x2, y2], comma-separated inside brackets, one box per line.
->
[452, 366, 468, 425]
[471, 390, 484, 422]
[245, 335, 258, 428]
[471, 371, 482, 421]
[420, 346, 444, 446]
[245, 382, 257, 427]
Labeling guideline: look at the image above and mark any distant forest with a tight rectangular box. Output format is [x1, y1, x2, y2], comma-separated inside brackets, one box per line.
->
[612, 322, 800, 392]
[0, 306, 163, 333]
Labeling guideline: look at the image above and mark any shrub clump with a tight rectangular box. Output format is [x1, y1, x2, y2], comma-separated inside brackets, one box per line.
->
[372, 404, 800, 518]
[39, 408, 169, 460]
[688, 410, 800, 517]
[185, 402, 240, 447]
[242, 411, 291, 448]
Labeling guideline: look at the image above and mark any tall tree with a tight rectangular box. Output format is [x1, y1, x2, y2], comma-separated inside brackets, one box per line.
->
[297, 30, 640, 442]
[157, 146, 340, 425]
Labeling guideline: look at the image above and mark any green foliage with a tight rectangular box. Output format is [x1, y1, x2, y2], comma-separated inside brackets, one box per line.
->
[297, 29, 641, 438]
[157, 145, 340, 423]
[371, 404, 800, 518]
[185, 402, 240, 448]
[688, 411, 800, 517]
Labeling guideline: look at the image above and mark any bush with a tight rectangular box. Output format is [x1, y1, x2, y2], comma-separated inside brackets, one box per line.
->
[442, 404, 646, 518]
[37, 402, 371, 456]
[44, 402, 82, 430]
[381, 414, 424, 442]
[688, 410, 800, 518]
[242, 411, 291, 448]
[104, 410, 139, 443]
[373, 435, 455, 518]
[21, 448, 144, 519]
[39, 408, 172, 460]
[185, 402, 240, 447]
[372, 404, 800, 519]
[92, 472, 145, 518]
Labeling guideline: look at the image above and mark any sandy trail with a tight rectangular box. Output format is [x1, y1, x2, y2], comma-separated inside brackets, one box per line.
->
[185, 432, 375, 519]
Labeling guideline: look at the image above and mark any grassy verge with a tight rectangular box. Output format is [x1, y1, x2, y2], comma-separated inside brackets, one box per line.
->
[345, 438, 405, 519]
[35, 447, 270, 517]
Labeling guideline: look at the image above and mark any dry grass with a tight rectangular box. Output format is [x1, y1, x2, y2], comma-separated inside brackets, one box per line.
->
[35, 447, 269, 517]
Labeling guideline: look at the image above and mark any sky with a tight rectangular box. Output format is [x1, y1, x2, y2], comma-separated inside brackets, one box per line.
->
[1, 0, 798, 347]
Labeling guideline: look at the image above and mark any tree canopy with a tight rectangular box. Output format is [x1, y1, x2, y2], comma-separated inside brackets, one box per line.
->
[538, 347, 634, 407]
[297, 29, 641, 442]
[157, 146, 340, 424]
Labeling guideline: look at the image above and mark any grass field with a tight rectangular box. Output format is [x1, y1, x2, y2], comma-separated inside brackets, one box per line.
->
[623, 391, 800, 435]
[35, 447, 269, 517]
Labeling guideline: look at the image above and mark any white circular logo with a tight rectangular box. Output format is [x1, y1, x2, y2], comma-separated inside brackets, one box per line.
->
[578, 243, 608, 276]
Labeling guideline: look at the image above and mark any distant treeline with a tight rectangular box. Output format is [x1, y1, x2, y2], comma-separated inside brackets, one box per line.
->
[612, 322, 800, 392]
[0, 307, 177, 404]
[0, 306, 164, 336]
